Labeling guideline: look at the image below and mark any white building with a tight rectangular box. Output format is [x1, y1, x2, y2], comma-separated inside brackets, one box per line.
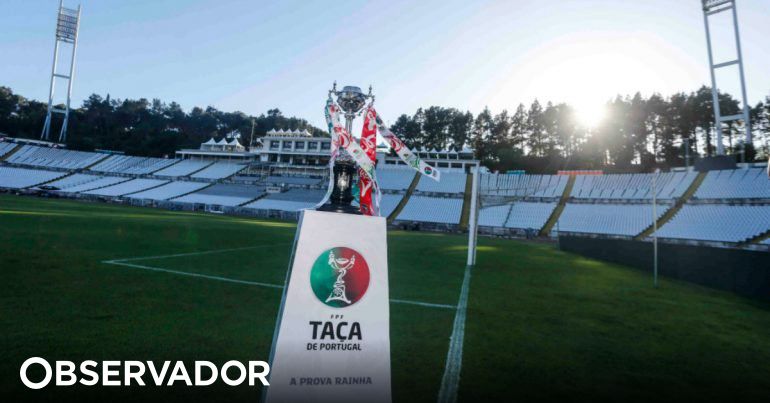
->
[176, 136, 252, 162]
[256, 129, 332, 166]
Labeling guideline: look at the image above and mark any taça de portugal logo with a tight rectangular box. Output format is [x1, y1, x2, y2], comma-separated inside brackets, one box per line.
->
[310, 247, 370, 308]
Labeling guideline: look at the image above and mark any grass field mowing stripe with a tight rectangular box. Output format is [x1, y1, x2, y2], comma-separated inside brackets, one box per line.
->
[103, 260, 285, 288]
[437, 264, 473, 403]
[101, 260, 455, 310]
[109, 243, 292, 263]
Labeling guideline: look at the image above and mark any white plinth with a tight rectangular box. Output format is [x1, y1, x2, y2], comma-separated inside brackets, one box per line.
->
[265, 209, 391, 403]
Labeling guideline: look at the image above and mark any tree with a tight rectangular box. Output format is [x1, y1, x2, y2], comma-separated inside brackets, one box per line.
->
[526, 100, 545, 157]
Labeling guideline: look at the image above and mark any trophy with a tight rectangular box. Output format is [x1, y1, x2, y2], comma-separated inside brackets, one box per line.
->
[325, 250, 356, 304]
[318, 83, 374, 215]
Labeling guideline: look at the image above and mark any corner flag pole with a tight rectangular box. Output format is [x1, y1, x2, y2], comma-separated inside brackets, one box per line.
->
[467, 165, 479, 266]
[652, 169, 659, 288]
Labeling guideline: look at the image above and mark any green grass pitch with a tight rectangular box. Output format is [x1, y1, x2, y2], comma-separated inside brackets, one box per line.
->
[1, 194, 770, 402]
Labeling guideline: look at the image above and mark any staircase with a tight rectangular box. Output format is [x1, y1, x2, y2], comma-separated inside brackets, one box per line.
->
[539, 174, 575, 236]
[634, 171, 707, 240]
[739, 229, 770, 247]
[387, 172, 421, 224]
[0, 143, 22, 161]
[458, 173, 473, 230]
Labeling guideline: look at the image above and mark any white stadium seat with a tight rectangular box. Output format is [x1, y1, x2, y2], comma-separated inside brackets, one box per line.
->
[479, 202, 557, 230]
[128, 181, 210, 201]
[84, 178, 170, 197]
[58, 176, 130, 193]
[90, 155, 176, 175]
[153, 160, 213, 177]
[396, 196, 463, 224]
[173, 183, 265, 206]
[0, 142, 18, 158]
[656, 204, 770, 243]
[376, 167, 415, 191]
[7, 145, 106, 169]
[41, 173, 103, 190]
[558, 203, 668, 237]
[415, 172, 466, 194]
[480, 173, 568, 198]
[570, 172, 696, 201]
[190, 162, 246, 179]
[694, 168, 770, 199]
[0, 166, 67, 188]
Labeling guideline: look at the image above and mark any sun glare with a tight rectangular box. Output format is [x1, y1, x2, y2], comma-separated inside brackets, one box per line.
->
[575, 103, 606, 127]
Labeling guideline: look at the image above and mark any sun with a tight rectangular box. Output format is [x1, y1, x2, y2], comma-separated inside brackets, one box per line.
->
[574, 103, 606, 128]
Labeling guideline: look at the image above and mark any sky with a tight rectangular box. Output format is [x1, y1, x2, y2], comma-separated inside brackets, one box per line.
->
[1, 0, 769, 129]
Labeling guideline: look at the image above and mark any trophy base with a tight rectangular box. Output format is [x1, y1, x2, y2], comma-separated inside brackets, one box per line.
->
[317, 158, 362, 215]
[318, 203, 362, 215]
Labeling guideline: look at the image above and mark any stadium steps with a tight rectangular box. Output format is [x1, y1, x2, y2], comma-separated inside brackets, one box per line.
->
[26, 172, 74, 189]
[0, 143, 22, 161]
[224, 165, 249, 181]
[83, 153, 111, 170]
[123, 180, 173, 197]
[81, 177, 133, 192]
[458, 173, 473, 230]
[387, 171, 421, 224]
[539, 174, 575, 236]
[740, 229, 770, 247]
[184, 160, 215, 177]
[149, 158, 182, 175]
[238, 191, 268, 207]
[167, 182, 215, 201]
[634, 171, 707, 240]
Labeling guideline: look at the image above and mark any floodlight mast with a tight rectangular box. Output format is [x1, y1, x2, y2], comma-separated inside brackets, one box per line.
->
[701, 0, 751, 158]
[41, 0, 81, 143]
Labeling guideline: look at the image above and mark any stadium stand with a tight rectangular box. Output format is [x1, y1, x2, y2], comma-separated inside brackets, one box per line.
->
[379, 193, 404, 218]
[558, 203, 669, 237]
[84, 178, 169, 197]
[478, 201, 557, 230]
[570, 171, 697, 200]
[42, 173, 103, 190]
[480, 174, 567, 198]
[173, 183, 265, 206]
[0, 166, 66, 188]
[655, 204, 770, 243]
[264, 176, 322, 186]
[90, 155, 176, 175]
[478, 204, 510, 227]
[246, 198, 317, 212]
[57, 176, 129, 193]
[190, 162, 246, 179]
[245, 188, 324, 211]
[415, 171, 466, 194]
[0, 142, 17, 158]
[396, 196, 463, 224]
[693, 168, 770, 200]
[153, 159, 212, 177]
[376, 167, 416, 191]
[505, 202, 558, 229]
[128, 181, 210, 201]
[6, 145, 105, 169]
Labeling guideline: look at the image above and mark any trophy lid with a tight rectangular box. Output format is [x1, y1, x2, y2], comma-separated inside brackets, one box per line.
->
[337, 86, 367, 113]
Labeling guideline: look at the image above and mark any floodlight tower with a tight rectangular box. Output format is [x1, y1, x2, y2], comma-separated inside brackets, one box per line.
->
[41, 1, 81, 143]
[701, 0, 751, 156]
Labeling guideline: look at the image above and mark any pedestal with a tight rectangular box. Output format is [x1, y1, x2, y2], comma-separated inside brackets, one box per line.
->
[265, 209, 391, 403]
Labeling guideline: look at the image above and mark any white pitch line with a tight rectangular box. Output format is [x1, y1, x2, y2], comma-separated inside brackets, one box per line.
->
[101, 258, 455, 310]
[103, 260, 284, 289]
[390, 299, 455, 310]
[437, 264, 473, 403]
[109, 243, 291, 263]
